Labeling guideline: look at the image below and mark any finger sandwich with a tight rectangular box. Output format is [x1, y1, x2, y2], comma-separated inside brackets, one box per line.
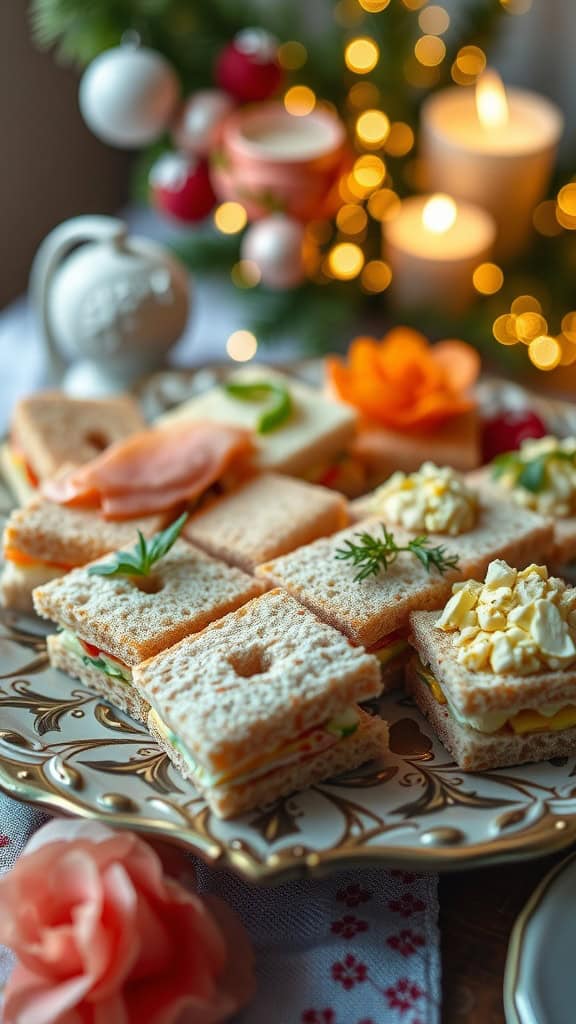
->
[470, 436, 576, 567]
[1, 499, 169, 612]
[256, 518, 463, 689]
[407, 559, 576, 770]
[155, 366, 357, 483]
[32, 537, 264, 722]
[1, 392, 145, 504]
[135, 588, 387, 818]
[352, 462, 554, 576]
[184, 473, 349, 573]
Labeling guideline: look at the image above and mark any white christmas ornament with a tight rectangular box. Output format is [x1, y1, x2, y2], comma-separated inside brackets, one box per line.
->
[79, 44, 179, 148]
[173, 89, 234, 156]
[31, 216, 190, 396]
[241, 215, 306, 290]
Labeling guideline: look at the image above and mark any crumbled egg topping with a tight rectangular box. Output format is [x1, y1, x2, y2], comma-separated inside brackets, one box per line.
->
[436, 559, 576, 675]
[496, 435, 576, 517]
[369, 462, 477, 536]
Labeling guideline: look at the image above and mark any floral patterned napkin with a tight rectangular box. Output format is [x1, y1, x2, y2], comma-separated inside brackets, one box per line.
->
[0, 792, 440, 1024]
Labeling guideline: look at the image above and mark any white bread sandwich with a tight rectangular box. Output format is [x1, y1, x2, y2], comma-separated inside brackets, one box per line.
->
[352, 462, 554, 576]
[1, 499, 170, 612]
[135, 588, 388, 818]
[256, 518, 464, 690]
[155, 366, 357, 484]
[1, 392, 145, 504]
[469, 436, 576, 566]
[184, 472, 349, 573]
[32, 518, 264, 722]
[407, 559, 576, 770]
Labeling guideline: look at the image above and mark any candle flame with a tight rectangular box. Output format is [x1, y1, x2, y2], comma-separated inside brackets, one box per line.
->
[422, 194, 457, 234]
[476, 69, 509, 129]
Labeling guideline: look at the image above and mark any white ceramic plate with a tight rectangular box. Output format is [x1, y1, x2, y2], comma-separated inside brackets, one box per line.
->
[504, 851, 576, 1024]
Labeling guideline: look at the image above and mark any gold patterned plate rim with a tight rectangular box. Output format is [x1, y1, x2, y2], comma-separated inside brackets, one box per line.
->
[2, 631, 576, 884]
[3, 367, 576, 884]
[503, 849, 576, 1024]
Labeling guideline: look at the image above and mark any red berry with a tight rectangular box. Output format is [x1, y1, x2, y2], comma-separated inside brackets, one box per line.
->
[216, 30, 282, 102]
[482, 409, 547, 462]
[149, 152, 216, 223]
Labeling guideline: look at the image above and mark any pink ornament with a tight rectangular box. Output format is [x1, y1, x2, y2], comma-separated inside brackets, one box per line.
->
[241, 215, 306, 290]
[149, 152, 216, 222]
[216, 29, 282, 102]
[172, 89, 235, 157]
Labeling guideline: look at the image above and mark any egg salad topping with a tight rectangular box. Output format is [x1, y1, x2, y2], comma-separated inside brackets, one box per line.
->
[369, 462, 477, 536]
[491, 435, 576, 517]
[436, 559, 576, 675]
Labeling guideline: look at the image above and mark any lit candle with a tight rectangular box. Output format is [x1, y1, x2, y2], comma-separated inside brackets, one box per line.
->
[421, 70, 563, 260]
[384, 193, 496, 313]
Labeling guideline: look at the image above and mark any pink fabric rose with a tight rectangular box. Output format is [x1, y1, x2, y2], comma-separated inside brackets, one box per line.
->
[0, 820, 255, 1024]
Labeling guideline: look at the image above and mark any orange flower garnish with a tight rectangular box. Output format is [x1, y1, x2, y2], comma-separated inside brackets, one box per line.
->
[327, 327, 480, 430]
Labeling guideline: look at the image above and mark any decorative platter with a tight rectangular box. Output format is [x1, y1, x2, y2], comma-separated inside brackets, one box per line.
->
[2, 366, 576, 884]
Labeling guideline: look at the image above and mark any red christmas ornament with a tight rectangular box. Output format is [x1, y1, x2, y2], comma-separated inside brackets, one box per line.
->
[149, 152, 216, 222]
[216, 29, 282, 102]
[482, 409, 547, 462]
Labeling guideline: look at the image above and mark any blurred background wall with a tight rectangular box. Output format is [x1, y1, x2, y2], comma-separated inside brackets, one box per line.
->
[0, 0, 131, 308]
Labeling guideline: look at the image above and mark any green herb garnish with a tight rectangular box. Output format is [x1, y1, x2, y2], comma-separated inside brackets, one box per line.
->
[491, 447, 576, 494]
[224, 380, 292, 433]
[88, 513, 187, 578]
[335, 524, 460, 583]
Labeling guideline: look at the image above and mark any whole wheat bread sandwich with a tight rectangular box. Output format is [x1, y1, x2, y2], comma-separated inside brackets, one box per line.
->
[155, 366, 357, 483]
[256, 517, 467, 690]
[32, 518, 264, 722]
[135, 588, 388, 818]
[1, 498, 170, 612]
[184, 472, 349, 573]
[407, 559, 576, 771]
[468, 436, 576, 567]
[1, 391, 145, 504]
[352, 462, 554, 576]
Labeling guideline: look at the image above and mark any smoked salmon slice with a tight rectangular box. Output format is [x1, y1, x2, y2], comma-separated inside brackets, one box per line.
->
[42, 421, 254, 519]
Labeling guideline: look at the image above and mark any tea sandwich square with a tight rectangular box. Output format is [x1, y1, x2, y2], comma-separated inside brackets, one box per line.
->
[407, 560, 576, 771]
[155, 366, 357, 479]
[352, 462, 554, 579]
[136, 589, 387, 818]
[32, 536, 264, 723]
[470, 435, 576, 565]
[1, 391, 145, 505]
[256, 517, 463, 689]
[1, 498, 170, 612]
[184, 473, 349, 572]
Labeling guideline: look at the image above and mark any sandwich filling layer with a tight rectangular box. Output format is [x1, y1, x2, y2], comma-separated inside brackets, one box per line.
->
[60, 630, 132, 684]
[149, 706, 361, 791]
[2, 442, 38, 488]
[368, 631, 410, 668]
[412, 657, 576, 736]
[4, 547, 74, 573]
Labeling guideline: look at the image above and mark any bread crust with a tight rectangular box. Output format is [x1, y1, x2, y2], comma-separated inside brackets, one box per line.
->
[409, 609, 576, 718]
[33, 540, 264, 665]
[184, 473, 349, 572]
[12, 392, 145, 480]
[148, 707, 388, 818]
[3, 499, 169, 566]
[47, 633, 149, 723]
[405, 659, 576, 771]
